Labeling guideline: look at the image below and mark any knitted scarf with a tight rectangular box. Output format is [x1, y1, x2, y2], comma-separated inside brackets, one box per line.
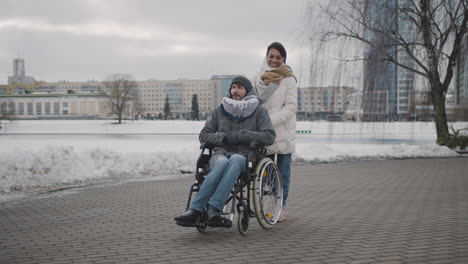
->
[255, 58, 297, 104]
[261, 65, 296, 85]
[221, 95, 260, 121]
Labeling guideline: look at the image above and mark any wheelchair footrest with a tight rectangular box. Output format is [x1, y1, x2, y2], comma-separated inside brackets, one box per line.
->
[206, 218, 232, 228]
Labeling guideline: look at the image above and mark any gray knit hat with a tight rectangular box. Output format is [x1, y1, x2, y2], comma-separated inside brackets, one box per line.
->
[229, 76, 253, 97]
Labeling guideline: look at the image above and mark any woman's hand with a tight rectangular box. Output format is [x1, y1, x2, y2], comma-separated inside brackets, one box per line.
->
[261, 72, 283, 85]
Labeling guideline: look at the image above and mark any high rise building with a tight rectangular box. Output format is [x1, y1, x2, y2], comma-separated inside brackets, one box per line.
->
[362, 0, 399, 121]
[396, 0, 417, 120]
[211, 75, 237, 107]
[13, 59, 25, 79]
[8, 58, 36, 85]
[362, 0, 424, 121]
[453, 33, 468, 120]
[456, 35, 468, 102]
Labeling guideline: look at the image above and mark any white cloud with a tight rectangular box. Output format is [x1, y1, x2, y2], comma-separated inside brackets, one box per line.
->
[0, 18, 220, 43]
[0, 18, 152, 40]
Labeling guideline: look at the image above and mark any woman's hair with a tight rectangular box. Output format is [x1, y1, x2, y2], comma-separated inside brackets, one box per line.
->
[267, 42, 287, 62]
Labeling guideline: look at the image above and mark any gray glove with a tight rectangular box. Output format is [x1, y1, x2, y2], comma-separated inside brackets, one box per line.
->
[223, 132, 239, 146]
[238, 130, 250, 144]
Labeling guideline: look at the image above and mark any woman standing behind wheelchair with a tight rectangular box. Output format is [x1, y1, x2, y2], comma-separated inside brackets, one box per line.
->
[252, 42, 297, 222]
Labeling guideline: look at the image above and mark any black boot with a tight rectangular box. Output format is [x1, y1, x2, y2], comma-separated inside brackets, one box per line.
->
[206, 205, 224, 227]
[174, 209, 201, 227]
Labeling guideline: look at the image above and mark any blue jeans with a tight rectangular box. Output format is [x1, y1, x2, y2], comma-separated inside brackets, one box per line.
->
[268, 153, 292, 206]
[190, 154, 246, 212]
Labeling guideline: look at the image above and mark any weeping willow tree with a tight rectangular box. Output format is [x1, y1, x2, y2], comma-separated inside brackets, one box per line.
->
[309, 0, 468, 145]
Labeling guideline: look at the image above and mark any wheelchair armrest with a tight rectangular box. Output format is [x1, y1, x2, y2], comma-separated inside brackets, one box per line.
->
[246, 141, 267, 171]
[249, 141, 265, 151]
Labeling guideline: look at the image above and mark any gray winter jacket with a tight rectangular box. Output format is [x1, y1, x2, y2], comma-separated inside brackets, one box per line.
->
[199, 104, 276, 160]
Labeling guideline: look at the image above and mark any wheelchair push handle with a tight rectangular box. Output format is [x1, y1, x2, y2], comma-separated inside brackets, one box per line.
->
[199, 143, 213, 157]
[200, 143, 214, 150]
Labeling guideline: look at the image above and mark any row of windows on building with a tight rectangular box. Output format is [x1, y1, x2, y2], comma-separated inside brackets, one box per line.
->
[27, 83, 211, 94]
[303, 101, 343, 106]
[1, 102, 69, 115]
[301, 96, 343, 101]
[141, 93, 210, 99]
[138, 83, 210, 89]
[143, 101, 211, 106]
[301, 90, 344, 95]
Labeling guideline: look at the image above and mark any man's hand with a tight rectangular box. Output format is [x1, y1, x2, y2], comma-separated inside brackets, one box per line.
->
[223, 131, 251, 146]
[223, 132, 239, 146]
[238, 131, 250, 144]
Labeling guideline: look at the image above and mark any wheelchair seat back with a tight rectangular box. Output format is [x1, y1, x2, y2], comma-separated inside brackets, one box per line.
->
[195, 145, 212, 184]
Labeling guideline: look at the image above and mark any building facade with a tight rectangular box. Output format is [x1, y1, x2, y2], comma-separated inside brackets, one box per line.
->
[0, 93, 110, 119]
[362, 0, 427, 121]
[362, 0, 399, 121]
[1, 59, 238, 120]
[396, 0, 417, 120]
[453, 34, 468, 120]
[137, 79, 213, 119]
[345, 90, 363, 121]
[211, 75, 237, 108]
[297, 86, 355, 120]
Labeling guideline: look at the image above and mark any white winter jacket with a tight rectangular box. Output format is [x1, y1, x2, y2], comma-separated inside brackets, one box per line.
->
[252, 60, 297, 155]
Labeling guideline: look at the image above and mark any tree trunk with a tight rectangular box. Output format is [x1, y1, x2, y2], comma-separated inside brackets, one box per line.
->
[430, 81, 449, 142]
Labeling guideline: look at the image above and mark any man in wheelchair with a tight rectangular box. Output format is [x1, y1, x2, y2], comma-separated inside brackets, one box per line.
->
[174, 76, 276, 228]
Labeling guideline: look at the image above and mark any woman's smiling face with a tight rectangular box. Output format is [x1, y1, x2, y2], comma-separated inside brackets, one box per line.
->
[267, 48, 284, 68]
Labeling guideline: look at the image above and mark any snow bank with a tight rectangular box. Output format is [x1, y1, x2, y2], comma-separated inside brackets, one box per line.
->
[0, 146, 197, 194]
[295, 143, 458, 163]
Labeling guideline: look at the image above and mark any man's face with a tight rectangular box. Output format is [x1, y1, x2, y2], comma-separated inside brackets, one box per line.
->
[230, 83, 247, 100]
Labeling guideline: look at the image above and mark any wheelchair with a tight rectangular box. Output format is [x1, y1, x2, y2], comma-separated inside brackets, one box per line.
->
[184, 142, 283, 235]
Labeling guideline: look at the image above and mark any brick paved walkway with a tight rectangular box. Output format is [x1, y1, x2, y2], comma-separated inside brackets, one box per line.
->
[1, 157, 467, 264]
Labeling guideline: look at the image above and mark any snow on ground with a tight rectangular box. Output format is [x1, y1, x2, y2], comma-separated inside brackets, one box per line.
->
[0, 120, 465, 199]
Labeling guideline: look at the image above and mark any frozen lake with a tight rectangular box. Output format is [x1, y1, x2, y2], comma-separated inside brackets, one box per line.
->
[2, 119, 455, 152]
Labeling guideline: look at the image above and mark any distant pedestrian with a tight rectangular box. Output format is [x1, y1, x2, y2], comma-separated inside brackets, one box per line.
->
[252, 42, 297, 222]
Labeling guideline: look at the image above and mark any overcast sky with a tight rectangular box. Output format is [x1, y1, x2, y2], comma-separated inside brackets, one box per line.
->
[0, 0, 316, 84]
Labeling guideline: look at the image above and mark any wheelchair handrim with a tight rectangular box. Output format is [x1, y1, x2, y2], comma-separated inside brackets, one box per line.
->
[253, 158, 283, 227]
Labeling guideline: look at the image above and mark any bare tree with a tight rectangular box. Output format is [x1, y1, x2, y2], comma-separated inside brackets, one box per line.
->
[312, 0, 468, 144]
[102, 74, 138, 124]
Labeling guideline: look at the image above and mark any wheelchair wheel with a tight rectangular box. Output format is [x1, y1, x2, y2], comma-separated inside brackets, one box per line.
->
[237, 208, 249, 235]
[252, 158, 283, 229]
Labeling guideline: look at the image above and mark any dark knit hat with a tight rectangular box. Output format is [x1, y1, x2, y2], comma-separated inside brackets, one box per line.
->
[267, 42, 287, 62]
[229, 76, 253, 97]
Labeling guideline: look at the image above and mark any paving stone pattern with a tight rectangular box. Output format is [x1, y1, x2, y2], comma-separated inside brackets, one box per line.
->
[1, 157, 467, 264]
